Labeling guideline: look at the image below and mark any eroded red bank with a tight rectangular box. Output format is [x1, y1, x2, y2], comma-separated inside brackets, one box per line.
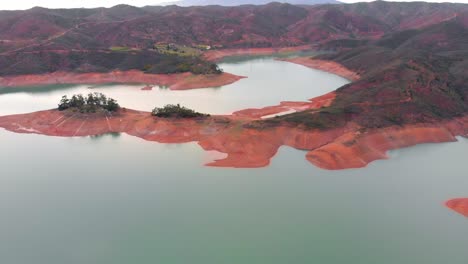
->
[0, 58, 466, 169]
[0, 108, 466, 170]
[0, 71, 245, 90]
[203, 45, 315, 61]
[277, 57, 361, 81]
[0, 57, 467, 217]
[0, 46, 320, 90]
[446, 199, 468, 217]
[231, 92, 336, 119]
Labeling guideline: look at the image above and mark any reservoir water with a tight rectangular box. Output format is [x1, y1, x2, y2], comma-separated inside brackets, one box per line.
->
[0, 57, 467, 264]
[0, 56, 349, 115]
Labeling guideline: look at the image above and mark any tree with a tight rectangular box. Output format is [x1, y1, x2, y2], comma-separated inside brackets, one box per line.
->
[106, 98, 119, 112]
[58, 96, 70, 110]
[151, 104, 209, 118]
[58, 93, 120, 113]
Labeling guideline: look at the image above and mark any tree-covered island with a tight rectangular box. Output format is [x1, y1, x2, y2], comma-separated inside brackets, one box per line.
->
[151, 104, 210, 118]
[58, 93, 120, 113]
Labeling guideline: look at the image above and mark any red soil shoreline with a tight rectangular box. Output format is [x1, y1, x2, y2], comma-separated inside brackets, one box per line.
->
[203, 45, 315, 61]
[231, 92, 337, 119]
[0, 55, 465, 171]
[306, 119, 467, 170]
[0, 108, 465, 170]
[446, 198, 468, 217]
[278, 57, 360, 81]
[0, 70, 245, 90]
[0, 46, 317, 89]
[0, 47, 328, 90]
[0, 54, 466, 217]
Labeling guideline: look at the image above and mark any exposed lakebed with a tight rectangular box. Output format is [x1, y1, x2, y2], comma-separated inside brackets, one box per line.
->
[0, 56, 349, 115]
[0, 130, 467, 264]
[0, 56, 467, 263]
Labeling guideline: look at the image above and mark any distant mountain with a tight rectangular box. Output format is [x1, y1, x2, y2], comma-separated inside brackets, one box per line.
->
[164, 0, 340, 6]
[0, 1, 466, 80]
[0, 1, 464, 52]
[0, 1, 466, 133]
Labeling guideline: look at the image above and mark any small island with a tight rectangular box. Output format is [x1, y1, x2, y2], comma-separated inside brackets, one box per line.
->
[151, 104, 210, 118]
[58, 93, 120, 113]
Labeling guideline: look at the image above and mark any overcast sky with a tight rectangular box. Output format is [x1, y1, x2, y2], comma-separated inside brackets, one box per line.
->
[2, 0, 468, 10]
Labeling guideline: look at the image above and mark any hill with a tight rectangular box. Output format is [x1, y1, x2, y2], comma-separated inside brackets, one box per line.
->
[0, 1, 467, 80]
[163, 0, 340, 6]
[268, 15, 468, 131]
[0, 2, 467, 171]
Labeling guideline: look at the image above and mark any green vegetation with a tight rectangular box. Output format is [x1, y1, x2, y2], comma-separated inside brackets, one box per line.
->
[155, 43, 201, 57]
[193, 44, 212, 50]
[248, 106, 349, 131]
[151, 104, 209, 118]
[58, 93, 119, 113]
[109, 46, 135, 52]
[0, 49, 223, 76]
[143, 54, 223, 75]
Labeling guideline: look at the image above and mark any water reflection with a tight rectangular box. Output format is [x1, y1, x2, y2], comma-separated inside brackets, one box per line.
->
[0, 84, 81, 95]
[0, 55, 465, 263]
[0, 57, 349, 116]
[219, 50, 328, 64]
[0, 129, 466, 264]
[89, 132, 122, 140]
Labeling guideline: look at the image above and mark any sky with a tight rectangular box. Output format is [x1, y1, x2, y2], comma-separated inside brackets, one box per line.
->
[1, 0, 468, 10]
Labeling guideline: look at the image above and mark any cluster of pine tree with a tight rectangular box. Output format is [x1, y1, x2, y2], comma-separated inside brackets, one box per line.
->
[58, 93, 119, 113]
[151, 104, 209, 118]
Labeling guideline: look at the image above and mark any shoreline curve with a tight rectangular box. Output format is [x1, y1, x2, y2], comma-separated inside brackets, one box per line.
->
[0, 71, 245, 91]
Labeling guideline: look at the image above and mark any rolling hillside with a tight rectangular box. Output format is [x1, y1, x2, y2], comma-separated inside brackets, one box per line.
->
[0, 1, 465, 153]
[164, 0, 340, 6]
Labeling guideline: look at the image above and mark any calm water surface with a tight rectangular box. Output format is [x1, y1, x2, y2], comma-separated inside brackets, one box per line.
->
[0, 57, 349, 115]
[0, 57, 467, 264]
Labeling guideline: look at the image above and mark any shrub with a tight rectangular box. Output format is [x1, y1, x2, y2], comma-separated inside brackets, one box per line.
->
[58, 93, 120, 113]
[151, 104, 209, 118]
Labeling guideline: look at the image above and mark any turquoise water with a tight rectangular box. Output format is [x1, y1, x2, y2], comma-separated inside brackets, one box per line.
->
[0, 57, 349, 115]
[0, 57, 467, 263]
[0, 131, 467, 264]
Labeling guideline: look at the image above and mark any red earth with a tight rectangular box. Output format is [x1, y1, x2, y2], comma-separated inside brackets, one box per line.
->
[277, 57, 361, 81]
[0, 71, 245, 90]
[446, 198, 468, 217]
[0, 57, 466, 217]
[203, 45, 315, 61]
[231, 92, 336, 119]
[0, 105, 466, 170]
[1, 2, 463, 53]
[0, 58, 466, 170]
[0, 2, 467, 220]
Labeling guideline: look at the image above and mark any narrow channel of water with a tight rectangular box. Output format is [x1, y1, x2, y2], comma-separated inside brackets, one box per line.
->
[0, 130, 467, 264]
[0, 56, 467, 263]
[0, 57, 349, 115]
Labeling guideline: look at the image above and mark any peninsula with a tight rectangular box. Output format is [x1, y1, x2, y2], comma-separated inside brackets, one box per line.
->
[0, 1, 467, 217]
